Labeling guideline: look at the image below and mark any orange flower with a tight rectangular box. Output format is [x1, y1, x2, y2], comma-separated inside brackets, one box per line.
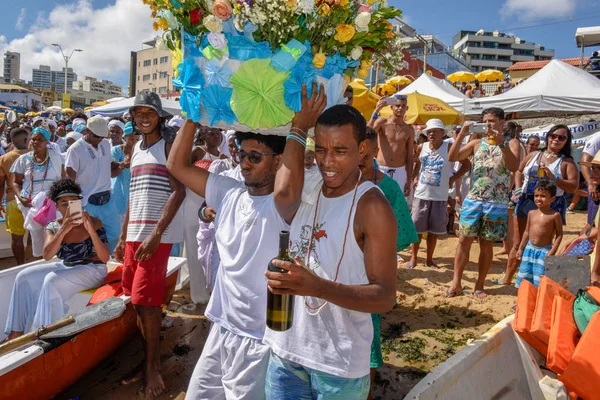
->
[152, 21, 159, 31]
[334, 24, 355, 43]
[318, 4, 331, 16]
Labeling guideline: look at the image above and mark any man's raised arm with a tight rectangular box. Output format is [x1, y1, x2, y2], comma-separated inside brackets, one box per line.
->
[274, 82, 326, 224]
[167, 120, 210, 198]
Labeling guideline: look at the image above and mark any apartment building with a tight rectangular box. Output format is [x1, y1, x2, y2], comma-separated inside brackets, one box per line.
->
[130, 38, 173, 97]
[3, 52, 20, 83]
[31, 65, 78, 92]
[72, 76, 123, 96]
[452, 30, 555, 72]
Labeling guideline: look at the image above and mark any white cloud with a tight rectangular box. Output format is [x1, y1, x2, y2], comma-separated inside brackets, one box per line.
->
[501, 0, 577, 20]
[0, 0, 156, 87]
[15, 8, 26, 31]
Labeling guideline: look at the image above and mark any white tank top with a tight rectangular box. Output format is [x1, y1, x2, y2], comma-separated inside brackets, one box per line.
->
[414, 141, 453, 201]
[522, 152, 564, 197]
[127, 139, 183, 243]
[263, 180, 376, 379]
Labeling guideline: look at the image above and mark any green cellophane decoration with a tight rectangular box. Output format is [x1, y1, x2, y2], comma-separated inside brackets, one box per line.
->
[230, 59, 294, 130]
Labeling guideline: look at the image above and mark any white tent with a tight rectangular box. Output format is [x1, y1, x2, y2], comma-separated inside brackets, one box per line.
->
[398, 73, 467, 112]
[89, 96, 182, 117]
[464, 60, 600, 115]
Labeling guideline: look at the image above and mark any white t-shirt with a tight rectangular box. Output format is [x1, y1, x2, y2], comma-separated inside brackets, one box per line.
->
[204, 173, 289, 340]
[264, 181, 376, 379]
[583, 131, 600, 158]
[65, 138, 112, 206]
[414, 141, 453, 201]
[10, 151, 62, 199]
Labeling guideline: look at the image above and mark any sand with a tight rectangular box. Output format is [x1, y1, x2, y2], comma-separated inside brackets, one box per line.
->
[55, 212, 586, 400]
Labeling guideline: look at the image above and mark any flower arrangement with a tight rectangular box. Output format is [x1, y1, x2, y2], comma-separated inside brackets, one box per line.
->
[143, 0, 402, 133]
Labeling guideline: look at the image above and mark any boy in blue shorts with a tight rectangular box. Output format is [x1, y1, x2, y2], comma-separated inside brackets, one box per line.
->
[515, 180, 563, 287]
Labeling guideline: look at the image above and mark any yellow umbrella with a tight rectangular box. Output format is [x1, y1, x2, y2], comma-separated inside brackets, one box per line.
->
[386, 75, 412, 86]
[475, 69, 504, 82]
[62, 108, 74, 113]
[349, 81, 381, 121]
[446, 71, 476, 83]
[353, 78, 366, 86]
[380, 92, 464, 125]
[84, 106, 94, 111]
[92, 100, 108, 107]
[374, 83, 397, 96]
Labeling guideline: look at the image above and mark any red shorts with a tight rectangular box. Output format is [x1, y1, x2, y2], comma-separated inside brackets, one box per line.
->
[122, 241, 173, 307]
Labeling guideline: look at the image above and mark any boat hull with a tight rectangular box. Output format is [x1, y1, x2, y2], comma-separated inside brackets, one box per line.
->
[0, 269, 180, 400]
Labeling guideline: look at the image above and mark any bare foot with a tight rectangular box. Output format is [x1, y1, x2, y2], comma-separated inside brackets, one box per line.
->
[494, 249, 507, 257]
[144, 369, 165, 398]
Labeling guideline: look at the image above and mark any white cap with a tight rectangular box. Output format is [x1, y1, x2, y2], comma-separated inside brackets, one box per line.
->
[422, 119, 446, 133]
[86, 116, 109, 138]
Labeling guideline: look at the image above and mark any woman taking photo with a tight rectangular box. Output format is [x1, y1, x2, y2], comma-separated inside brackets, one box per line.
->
[11, 123, 64, 256]
[500, 125, 579, 285]
[4, 179, 109, 340]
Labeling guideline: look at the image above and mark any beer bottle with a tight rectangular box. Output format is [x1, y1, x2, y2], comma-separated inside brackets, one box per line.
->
[266, 231, 295, 331]
[537, 162, 546, 178]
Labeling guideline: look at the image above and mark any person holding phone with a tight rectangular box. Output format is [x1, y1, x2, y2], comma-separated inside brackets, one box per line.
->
[3, 179, 109, 341]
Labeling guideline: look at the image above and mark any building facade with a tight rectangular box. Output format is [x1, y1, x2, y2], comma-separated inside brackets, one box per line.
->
[130, 38, 175, 97]
[3, 52, 20, 84]
[31, 65, 78, 92]
[72, 76, 123, 96]
[452, 30, 555, 72]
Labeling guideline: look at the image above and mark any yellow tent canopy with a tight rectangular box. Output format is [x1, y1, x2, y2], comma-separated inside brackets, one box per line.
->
[475, 69, 504, 82]
[380, 92, 464, 125]
[446, 71, 475, 83]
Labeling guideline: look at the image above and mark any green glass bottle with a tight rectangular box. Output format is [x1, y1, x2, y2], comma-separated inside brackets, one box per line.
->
[266, 230, 295, 332]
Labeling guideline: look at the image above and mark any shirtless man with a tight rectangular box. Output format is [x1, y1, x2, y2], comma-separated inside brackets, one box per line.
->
[368, 94, 414, 197]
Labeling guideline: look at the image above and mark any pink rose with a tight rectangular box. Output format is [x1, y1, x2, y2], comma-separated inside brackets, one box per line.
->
[358, 4, 372, 13]
[212, 0, 233, 20]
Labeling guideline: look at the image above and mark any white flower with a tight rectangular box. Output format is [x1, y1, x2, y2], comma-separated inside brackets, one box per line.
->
[155, 38, 169, 51]
[350, 46, 363, 60]
[208, 32, 228, 50]
[355, 12, 371, 33]
[297, 0, 315, 13]
[234, 16, 244, 32]
[203, 15, 224, 33]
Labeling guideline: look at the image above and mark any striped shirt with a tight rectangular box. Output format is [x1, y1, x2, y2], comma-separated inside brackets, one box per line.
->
[126, 139, 183, 244]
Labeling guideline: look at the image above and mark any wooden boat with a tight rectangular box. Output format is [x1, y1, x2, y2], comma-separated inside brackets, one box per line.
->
[404, 315, 570, 400]
[0, 257, 186, 400]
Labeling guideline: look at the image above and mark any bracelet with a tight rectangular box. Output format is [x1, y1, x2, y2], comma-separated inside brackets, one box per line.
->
[200, 206, 207, 220]
[289, 127, 308, 138]
[286, 132, 307, 148]
[371, 112, 380, 120]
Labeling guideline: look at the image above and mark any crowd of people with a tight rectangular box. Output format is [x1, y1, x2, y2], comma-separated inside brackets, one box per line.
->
[453, 76, 527, 99]
[0, 85, 599, 399]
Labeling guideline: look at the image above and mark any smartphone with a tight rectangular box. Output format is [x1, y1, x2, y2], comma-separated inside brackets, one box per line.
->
[68, 200, 83, 224]
[470, 123, 488, 134]
[384, 96, 399, 106]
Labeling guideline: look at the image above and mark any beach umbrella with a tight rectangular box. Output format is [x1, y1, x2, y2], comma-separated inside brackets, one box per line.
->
[475, 69, 504, 82]
[374, 83, 397, 95]
[386, 75, 412, 86]
[349, 80, 381, 121]
[353, 78, 366, 86]
[380, 92, 464, 125]
[447, 71, 476, 83]
[92, 100, 108, 107]
[45, 105, 62, 113]
[62, 108, 74, 113]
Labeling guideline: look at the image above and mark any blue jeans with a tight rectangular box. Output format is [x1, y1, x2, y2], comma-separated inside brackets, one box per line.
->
[265, 352, 370, 400]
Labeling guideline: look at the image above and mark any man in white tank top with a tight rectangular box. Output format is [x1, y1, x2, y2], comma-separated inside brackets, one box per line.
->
[167, 88, 325, 399]
[113, 91, 185, 398]
[264, 91, 398, 398]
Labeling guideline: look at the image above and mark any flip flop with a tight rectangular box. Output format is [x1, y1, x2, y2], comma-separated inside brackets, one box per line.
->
[444, 289, 463, 298]
[426, 262, 440, 270]
[491, 278, 511, 285]
[404, 262, 417, 269]
[473, 290, 488, 299]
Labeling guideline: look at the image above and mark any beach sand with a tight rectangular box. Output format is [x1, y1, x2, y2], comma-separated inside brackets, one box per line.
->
[57, 212, 586, 400]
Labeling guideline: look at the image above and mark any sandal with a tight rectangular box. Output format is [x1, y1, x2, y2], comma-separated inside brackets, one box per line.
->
[473, 290, 488, 299]
[404, 262, 417, 269]
[444, 289, 463, 298]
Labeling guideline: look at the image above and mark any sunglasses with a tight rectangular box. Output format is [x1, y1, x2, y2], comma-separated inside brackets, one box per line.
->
[547, 133, 568, 142]
[238, 150, 277, 164]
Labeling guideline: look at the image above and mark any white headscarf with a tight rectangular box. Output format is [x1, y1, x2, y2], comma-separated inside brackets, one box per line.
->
[107, 120, 125, 132]
[219, 130, 236, 158]
[72, 118, 86, 131]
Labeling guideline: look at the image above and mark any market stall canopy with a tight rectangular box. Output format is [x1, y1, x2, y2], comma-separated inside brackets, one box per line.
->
[398, 73, 467, 112]
[380, 92, 464, 125]
[89, 96, 182, 117]
[465, 60, 600, 116]
[576, 26, 600, 47]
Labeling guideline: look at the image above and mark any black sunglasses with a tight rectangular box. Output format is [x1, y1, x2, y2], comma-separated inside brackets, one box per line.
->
[238, 150, 277, 164]
[547, 133, 567, 142]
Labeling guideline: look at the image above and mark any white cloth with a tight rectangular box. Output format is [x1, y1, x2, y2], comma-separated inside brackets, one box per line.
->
[65, 138, 112, 206]
[55, 136, 67, 153]
[379, 165, 407, 193]
[583, 131, 600, 157]
[414, 141, 453, 201]
[186, 323, 270, 400]
[183, 186, 210, 304]
[4, 261, 107, 335]
[204, 173, 288, 340]
[263, 181, 375, 379]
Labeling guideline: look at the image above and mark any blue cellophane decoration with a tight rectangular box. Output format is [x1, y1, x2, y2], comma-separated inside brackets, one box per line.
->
[199, 34, 272, 61]
[325, 74, 347, 110]
[172, 58, 204, 122]
[318, 53, 360, 79]
[202, 85, 236, 126]
[284, 63, 319, 112]
[205, 59, 233, 87]
[271, 39, 308, 72]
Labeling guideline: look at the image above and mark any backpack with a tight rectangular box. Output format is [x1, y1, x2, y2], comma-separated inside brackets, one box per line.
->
[573, 287, 600, 334]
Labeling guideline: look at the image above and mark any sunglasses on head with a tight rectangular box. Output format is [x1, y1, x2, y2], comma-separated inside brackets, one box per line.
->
[547, 133, 567, 142]
[238, 150, 278, 164]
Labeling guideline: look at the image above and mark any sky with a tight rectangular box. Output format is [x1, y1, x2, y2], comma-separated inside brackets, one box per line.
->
[1, 0, 600, 91]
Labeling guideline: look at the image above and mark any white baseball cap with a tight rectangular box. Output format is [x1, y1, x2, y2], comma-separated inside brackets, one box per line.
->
[422, 119, 446, 133]
[86, 116, 109, 138]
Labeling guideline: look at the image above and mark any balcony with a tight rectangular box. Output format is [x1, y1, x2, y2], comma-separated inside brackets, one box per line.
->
[511, 43, 537, 50]
[534, 49, 555, 57]
[471, 59, 513, 68]
[463, 46, 513, 56]
[511, 55, 535, 62]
